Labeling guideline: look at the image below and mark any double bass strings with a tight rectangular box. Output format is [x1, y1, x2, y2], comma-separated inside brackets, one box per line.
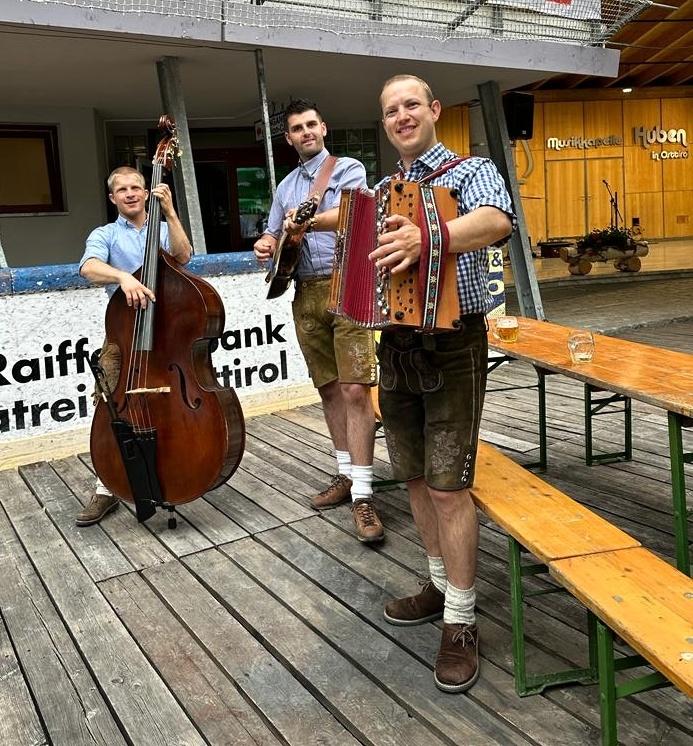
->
[127, 162, 163, 434]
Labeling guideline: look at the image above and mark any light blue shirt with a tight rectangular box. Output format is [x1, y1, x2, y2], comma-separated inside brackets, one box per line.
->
[80, 214, 171, 296]
[266, 148, 367, 279]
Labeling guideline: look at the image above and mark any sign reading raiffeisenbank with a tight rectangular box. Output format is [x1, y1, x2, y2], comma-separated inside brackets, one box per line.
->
[633, 125, 689, 161]
[546, 135, 622, 151]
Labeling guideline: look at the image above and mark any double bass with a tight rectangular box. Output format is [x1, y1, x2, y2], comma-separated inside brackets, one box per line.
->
[90, 116, 245, 527]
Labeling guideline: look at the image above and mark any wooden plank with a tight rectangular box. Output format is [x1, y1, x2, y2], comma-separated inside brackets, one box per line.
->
[183, 545, 462, 746]
[285, 517, 691, 742]
[51, 455, 174, 571]
[0, 471, 205, 745]
[141, 560, 359, 746]
[472, 442, 641, 562]
[227, 464, 314, 523]
[100, 572, 280, 746]
[18, 461, 133, 581]
[0, 487, 126, 745]
[550, 547, 693, 697]
[204, 482, 284, 534]
[174, 495, 249, 545]
[0, 615, 45, 746]
[78, 453, 216, 558]
[222, 531, 590, 745]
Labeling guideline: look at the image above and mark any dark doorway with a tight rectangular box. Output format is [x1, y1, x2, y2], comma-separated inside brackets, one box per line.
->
[194, 143, 295, 253]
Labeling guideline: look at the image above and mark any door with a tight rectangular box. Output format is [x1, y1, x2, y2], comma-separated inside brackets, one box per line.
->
[545, 159, 586, 238]
[194, 145, 294, 252]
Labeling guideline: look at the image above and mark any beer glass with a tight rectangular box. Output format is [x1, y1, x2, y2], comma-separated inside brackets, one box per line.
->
[567, 329, 595, 363]
[494, 316, 519, 343]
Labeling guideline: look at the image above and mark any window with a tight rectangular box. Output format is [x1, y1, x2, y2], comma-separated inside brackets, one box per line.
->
[0, 124, 64, 213]
[325, 127, 379, 187]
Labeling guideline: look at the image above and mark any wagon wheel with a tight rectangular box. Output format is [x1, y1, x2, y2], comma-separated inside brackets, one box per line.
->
[625, 256, 641, 272]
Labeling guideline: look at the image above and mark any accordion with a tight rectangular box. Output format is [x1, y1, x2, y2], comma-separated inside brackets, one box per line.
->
[328, 179, 461, 331]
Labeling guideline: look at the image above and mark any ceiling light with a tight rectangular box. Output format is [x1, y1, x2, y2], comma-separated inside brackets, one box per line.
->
[622, 88, 633, 94]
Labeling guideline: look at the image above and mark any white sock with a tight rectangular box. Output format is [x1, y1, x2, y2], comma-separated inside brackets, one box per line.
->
[444, 581, 476, 626]
[95, 478, 113, 497]
[428, 556, 447, 595]
[335, 450, 352, 479]
[350, 464, 373, 502]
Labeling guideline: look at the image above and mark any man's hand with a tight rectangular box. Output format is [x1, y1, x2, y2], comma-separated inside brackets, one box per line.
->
[120, 273, 156, 309]
[282, 208, 306, 237]
[253, 236, 276, 263]
[150, 183, 176, 219]
[369, 214, 422, 274]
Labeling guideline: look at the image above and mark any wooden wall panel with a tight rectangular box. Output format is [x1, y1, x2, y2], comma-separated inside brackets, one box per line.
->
[661, 98, 693, 130]
[544, 102, 584, 161]
[438, 105, 467, 156]
[546, 159, 585, 237]
[521, 196, 546, 244]
[515, 142, 545, 198]
[583, 101, 624, 160]
[623, 99, 661, 140]
[664, 191, 693, 237]
[624, 146, 663, 193]
[624, 192, 664, 238]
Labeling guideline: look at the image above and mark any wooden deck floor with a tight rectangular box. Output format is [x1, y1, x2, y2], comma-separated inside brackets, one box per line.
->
[1, 322, 692, 745]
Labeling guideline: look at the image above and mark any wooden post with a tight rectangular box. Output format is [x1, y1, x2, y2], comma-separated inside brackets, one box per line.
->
[156, 56, 207, 254]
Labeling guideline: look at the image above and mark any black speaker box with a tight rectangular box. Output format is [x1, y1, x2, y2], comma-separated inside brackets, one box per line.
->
[503, 92, 534, 140]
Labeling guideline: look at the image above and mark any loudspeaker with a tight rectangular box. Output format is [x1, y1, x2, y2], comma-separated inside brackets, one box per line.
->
[503, 92, 534, 140]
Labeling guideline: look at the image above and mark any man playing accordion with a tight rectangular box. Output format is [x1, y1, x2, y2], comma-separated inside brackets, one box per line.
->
[371, 75, 515, 693]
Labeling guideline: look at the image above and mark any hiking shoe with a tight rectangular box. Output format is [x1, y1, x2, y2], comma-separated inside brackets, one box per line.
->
[75, 493, 119, 526]
[311, 474, 352, 510]
[384, 579, 445, 626]
[434, 623, 480, 693]
[351, 499, 384, 543]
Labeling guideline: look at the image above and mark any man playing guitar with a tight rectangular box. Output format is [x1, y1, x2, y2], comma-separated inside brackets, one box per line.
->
[253, 99, 384, 543]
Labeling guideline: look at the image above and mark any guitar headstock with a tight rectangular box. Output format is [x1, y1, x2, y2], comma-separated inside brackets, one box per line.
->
[294, 196, 319, 225]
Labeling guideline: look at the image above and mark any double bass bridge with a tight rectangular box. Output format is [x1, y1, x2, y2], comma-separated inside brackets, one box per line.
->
[126, 386, 171, 395]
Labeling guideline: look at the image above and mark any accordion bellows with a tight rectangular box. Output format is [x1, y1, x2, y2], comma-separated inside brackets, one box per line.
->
[329, 179, 461, 331]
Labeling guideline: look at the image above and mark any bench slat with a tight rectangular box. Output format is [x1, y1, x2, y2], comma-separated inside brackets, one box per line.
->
[472, 442, 640, 563]
[550, 547, 693, 698]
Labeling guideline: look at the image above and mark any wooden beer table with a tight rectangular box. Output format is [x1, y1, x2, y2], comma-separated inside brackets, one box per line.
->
[487, 316, 693, 574]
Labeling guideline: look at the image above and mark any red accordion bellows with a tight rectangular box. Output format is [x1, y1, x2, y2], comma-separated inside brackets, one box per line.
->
[329, 180, 461, 331]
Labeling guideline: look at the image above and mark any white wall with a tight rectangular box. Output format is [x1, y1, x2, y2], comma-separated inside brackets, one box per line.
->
[0, 106, 106, 267]
[0, 271, 315, 468]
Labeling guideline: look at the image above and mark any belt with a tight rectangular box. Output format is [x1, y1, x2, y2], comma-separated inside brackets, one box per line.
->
[295, 275, 331, 287]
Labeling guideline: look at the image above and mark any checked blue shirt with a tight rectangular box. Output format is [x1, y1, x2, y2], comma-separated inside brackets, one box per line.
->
[377, 143, 515, 316]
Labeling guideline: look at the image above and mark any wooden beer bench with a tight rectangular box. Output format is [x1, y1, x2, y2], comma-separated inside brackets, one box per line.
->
[487, 316, 693, 574]
[471, 441, 693, 745]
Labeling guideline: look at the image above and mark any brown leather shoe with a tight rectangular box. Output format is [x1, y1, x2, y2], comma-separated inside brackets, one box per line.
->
[351, 499, 384, 543]
[311, 474, 352, 510]
[75, 493, 119, 526]
[384, 580, 445, 626]
[434, 623, 480, 693]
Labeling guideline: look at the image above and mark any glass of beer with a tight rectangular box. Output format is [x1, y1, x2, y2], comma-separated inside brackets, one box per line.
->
[495, 316, 519, 343]
[567, 329, 595, 363]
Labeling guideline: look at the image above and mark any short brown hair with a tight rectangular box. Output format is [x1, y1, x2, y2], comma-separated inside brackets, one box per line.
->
[380, 75, 435, 108]
[107, 166, 146, 193]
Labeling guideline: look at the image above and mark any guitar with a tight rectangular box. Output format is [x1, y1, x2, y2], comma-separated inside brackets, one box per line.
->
[265, 197, 318, 299]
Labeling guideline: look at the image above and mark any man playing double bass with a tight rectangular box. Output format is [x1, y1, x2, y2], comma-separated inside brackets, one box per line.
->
[76, 166, 192, 526]
[254, 99, 384, 544]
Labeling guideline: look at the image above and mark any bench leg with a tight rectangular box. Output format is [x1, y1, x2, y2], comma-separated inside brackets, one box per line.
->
[596, 619, 618, 746]
[508, 536, 599, 696]
[585, 385, 633, 466]
[668, 412, 691, 575]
